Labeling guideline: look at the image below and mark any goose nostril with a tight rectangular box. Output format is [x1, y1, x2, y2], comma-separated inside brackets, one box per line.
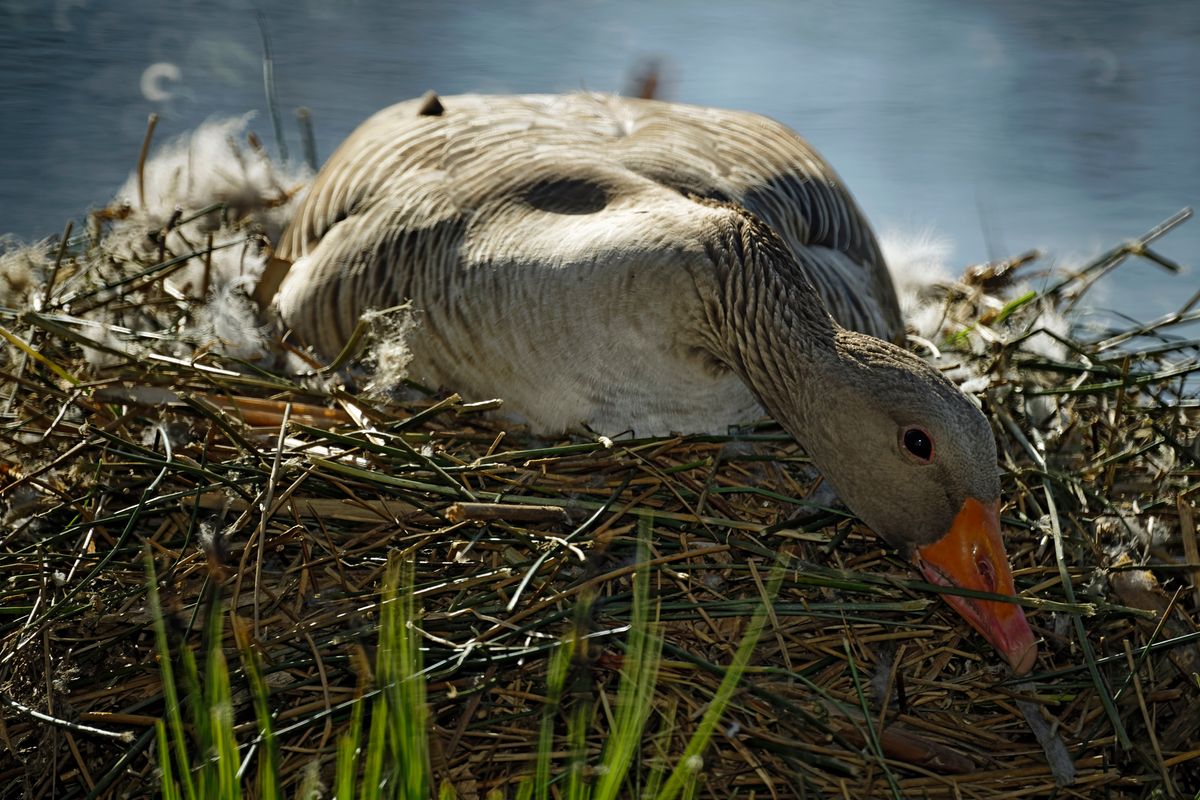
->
[977, 556, 996, 593]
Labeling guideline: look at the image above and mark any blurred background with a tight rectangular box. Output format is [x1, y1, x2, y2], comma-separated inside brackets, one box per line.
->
[1, 0, 1197, 322]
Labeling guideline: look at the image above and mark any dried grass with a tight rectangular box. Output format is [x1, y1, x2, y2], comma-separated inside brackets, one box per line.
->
[0, 136, 1197, 799]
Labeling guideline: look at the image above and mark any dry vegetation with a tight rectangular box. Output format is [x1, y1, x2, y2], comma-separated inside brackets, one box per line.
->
[0, 133, 1198, 798]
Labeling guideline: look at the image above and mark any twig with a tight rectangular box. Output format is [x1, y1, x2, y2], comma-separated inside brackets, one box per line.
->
[1122, 640, 1174, 794]
[40, 220, 72, 310]
[136, 113, 159, 209]
[296, 106, 317, 170]
[1047, 207, 1191, 308]
[1178, 497, 1200, 611]
[257, 12, 288, 163]
[444, 502, 569, 524]
[0, 692, 133, 743]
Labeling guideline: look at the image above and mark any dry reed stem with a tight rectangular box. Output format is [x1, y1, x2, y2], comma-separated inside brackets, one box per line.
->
[0, 199, 1197, 799]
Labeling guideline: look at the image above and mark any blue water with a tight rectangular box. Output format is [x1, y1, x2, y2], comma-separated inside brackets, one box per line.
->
[2, 0, 1197, 324]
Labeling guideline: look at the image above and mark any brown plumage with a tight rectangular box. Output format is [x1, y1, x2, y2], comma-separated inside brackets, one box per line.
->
[260, 92, 1037, 673]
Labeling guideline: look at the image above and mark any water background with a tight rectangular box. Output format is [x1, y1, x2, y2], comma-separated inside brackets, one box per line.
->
[2, 0, 1198, 325]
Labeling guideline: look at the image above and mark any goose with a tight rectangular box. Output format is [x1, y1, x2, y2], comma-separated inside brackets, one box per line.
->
[258, 92, 1038, 675]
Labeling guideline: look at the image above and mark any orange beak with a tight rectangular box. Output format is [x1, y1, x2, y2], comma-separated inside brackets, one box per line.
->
[913, 498, 1038, 675]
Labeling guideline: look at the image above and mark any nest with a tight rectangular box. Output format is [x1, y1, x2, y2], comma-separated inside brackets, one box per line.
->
[1, 135, 1198, 799]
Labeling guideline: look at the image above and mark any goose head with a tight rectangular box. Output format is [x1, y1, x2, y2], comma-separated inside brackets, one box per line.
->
[777, 329, 1038, 674]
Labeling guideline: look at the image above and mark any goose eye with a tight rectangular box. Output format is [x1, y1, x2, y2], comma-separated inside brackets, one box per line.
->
[903, 427, 934, 462]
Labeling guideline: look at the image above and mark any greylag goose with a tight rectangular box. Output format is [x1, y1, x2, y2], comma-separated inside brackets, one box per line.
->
[260, 93, 1037, 674]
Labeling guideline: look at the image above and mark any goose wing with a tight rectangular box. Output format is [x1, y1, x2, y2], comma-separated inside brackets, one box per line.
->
[272, 93, 903, 354]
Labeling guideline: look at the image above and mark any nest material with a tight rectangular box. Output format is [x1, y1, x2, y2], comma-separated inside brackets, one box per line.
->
[1, 147, 1199, 799]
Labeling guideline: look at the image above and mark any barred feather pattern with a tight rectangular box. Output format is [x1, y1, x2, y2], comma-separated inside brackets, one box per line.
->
[272, 93, 904, 433]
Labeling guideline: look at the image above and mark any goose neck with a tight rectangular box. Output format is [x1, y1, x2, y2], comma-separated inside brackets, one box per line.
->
[709, 221, 843, 441]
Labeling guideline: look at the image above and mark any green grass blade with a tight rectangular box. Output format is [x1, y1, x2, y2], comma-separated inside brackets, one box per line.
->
[234, 617, 280, 800]
[146, 552, 197, 800]
[378, 555, 431, 799]
[334, 690, 366, 800]
[844, 639, 902, 799]
[1040, 476, 1132, 750]
[680, 768, 699, 800]
[178, 645, 206, 796]
[994, 289, 1038, 325]
[535, 637, 575, 800]
[155, 720, 178, 800]
[654, 563, 783, 800]
[565, 697, 591, 800]
[639, 693, 677, 800]
[206, 634, 239, 798]
[594, 517, 663, 800]
[362, 694, 389, 800]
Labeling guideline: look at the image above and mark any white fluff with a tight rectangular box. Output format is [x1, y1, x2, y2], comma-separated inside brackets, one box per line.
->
[10, 113, 1082, 395]
[187, 274, 272, 362]
[0, 242, 52, 369]
[880, 227, 1070, 365]
[79, 325, 142, 369]
[113, 113, 310, 241]
[0, 240, 50, 312]
[879, 228, 955, 341]
[362, 304, 419, 396]
[107, 115, 309, 293]
[85, 115, 314, 364]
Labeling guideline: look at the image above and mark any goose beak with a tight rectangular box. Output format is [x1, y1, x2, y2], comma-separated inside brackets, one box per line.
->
[913, 498, 1038, 675]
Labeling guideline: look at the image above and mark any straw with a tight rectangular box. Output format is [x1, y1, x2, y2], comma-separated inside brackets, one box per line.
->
[0, 142, 1197, 798]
